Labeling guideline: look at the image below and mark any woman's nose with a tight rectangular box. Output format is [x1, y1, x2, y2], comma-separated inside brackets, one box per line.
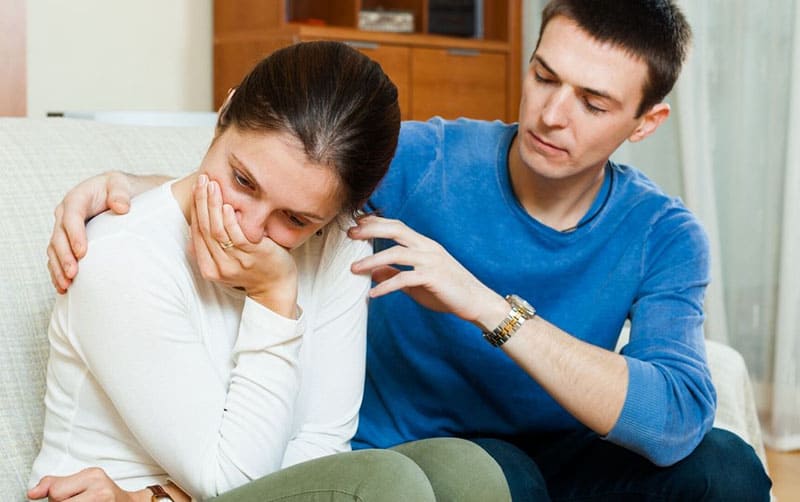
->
[236, 206, 271, 243]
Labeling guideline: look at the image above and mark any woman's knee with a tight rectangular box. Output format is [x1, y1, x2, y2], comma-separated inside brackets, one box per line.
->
[391, 437, 512, 502]
[346, 449, 436, 501]
[209, 449, 435, 502]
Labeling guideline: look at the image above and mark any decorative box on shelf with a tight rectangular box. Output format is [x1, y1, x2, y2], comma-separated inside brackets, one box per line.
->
[358, 9, 414, 33]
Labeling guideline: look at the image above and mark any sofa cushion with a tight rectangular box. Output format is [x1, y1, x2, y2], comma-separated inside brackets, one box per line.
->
[0, 118, 213, 500]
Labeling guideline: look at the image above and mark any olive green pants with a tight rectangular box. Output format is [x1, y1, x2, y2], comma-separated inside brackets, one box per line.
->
[207, 437, 511, 501]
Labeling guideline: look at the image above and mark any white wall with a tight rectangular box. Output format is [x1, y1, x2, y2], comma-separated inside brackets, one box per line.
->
[26, 0, 212, 117]
[522, 0, 540, 77]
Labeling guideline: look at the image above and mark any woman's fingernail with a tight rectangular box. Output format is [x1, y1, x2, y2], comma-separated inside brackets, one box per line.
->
[199, 174, 208, 186]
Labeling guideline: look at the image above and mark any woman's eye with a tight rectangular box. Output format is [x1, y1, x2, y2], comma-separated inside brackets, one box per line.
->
[233, 171, 254, 189]
[286, 212, 307, 228]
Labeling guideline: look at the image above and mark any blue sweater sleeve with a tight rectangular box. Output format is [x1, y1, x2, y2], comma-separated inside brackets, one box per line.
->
[607, 202, 717, 466]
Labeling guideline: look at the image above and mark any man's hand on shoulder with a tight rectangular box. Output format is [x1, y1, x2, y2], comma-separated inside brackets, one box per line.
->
[47, 171, 167, 293]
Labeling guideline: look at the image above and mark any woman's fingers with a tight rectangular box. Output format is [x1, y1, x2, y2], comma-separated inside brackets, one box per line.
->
[190, 191, 221, 280]
[206, 180, 232, 247]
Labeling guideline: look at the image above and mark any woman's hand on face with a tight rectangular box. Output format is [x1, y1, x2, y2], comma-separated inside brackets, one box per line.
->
[348, 215, 501, 325]
[27, 467, 145, 501]
[191, 176, 299, 317]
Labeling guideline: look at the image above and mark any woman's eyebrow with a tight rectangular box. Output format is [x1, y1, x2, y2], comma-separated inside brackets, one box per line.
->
[231, 153, 326, 222]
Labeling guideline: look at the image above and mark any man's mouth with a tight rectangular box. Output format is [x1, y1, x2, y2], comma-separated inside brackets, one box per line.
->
[530, 132, 568, 154]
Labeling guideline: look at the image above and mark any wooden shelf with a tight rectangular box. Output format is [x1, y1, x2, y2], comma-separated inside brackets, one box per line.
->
[214, 0, 521, 122]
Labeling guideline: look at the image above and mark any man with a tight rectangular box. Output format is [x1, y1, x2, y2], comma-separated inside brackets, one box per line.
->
[49, 1, 771, 499]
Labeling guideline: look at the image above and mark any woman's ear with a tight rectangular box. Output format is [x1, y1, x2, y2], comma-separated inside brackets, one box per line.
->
[629, 103, 670, 143]
[216, 87, 236, 130]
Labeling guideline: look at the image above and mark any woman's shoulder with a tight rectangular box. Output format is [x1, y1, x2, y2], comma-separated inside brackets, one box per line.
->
[86, 183, 187, 247]
[80, 182, 189, 282]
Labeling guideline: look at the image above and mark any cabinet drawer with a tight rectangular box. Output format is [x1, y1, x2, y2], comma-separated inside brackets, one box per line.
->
[346, 42, 411, 120]
[411, 47, 507, 121]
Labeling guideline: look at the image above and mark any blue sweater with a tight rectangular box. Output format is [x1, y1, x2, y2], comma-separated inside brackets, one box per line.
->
[353, 118, 716, 466]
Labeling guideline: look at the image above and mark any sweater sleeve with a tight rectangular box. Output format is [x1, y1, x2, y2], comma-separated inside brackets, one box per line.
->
[280, 230, 372, 467]
[606, 204, 717, 466]
[66, 232, 303, 499]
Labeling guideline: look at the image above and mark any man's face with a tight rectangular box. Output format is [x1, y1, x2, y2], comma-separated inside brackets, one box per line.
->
[516, 16, 657, 181]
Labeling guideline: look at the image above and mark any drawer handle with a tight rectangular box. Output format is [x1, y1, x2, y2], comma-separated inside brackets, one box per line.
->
[447, 48, 480, 57]
[345, 41, 380, 50]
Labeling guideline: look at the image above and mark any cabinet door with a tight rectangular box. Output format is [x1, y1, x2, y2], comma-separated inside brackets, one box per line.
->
[305, 38, 411, 120]
[411, 47, 507, 122]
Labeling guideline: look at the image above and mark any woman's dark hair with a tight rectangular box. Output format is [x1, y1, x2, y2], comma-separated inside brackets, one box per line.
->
[218, 41, 400, 215]
[538, 0, 692, 117]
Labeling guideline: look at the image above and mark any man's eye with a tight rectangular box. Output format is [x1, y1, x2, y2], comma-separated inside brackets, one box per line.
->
[534, 72, 554, 84]
[584, 100, 607, 115]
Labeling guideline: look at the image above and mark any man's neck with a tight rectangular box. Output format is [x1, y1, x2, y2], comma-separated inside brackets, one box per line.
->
[507, 135, 608, 232]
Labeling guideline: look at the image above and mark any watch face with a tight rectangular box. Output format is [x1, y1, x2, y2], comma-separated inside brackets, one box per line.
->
[508, 295, 533, 314]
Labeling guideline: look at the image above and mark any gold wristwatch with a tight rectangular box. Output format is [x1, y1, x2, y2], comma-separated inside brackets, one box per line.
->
[147, 485, 174, 502]
[482, 294, 536, 347]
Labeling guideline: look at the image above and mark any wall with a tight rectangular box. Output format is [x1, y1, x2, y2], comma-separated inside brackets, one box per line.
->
[26, 0, 212, 117]
[25, 1, 533, 119]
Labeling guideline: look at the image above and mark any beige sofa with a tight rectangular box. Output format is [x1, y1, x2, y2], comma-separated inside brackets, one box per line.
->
[0, 117, 768, 501]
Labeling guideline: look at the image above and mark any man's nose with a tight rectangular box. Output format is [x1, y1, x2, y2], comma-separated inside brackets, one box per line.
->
[541, 88, 571, 128]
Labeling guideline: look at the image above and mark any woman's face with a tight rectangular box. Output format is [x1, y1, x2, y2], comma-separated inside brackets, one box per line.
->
[199, 126, 343, 250]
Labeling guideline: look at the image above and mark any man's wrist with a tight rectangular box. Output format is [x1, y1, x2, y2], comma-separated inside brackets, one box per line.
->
[473, 292, 513, 333]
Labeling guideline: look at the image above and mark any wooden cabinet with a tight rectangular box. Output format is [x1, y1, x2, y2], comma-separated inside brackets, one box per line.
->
[214, 0, 521, 122]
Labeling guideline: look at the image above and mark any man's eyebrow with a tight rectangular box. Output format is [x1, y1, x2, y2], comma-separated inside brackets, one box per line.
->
[230, 153, 327, 222]
[533, 54, 621, 105]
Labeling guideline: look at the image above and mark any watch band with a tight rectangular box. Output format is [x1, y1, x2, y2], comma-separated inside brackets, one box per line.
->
[482, 294, 536, 347]
[147, 484, 175, 502]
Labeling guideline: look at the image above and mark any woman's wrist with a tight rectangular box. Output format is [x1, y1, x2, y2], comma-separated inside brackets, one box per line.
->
[248, 285, 299, 318]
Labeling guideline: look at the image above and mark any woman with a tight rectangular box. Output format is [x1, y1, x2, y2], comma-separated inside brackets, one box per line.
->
[28, 41, 510, 502]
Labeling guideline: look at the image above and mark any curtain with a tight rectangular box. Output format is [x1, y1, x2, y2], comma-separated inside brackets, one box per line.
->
[523, 0, 800, 451]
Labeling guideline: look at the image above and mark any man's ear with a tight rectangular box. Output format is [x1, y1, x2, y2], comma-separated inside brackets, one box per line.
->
[629, 103, 670, 143]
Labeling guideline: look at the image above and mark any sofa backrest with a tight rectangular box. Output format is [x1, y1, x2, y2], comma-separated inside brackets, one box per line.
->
[0, 118, 213, 500]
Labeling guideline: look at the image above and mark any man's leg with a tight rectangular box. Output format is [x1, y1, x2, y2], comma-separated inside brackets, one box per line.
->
[470, 438, 551, 502]
[517, 427, 772, 501]
[390, 437, 512, 502]
[208, 449, 435, 502]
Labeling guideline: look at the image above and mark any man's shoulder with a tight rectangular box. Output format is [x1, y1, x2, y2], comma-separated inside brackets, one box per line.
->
[398, 117, 514, 150]
[612, 163, 692, 216]
[610, 162, 709, 253]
